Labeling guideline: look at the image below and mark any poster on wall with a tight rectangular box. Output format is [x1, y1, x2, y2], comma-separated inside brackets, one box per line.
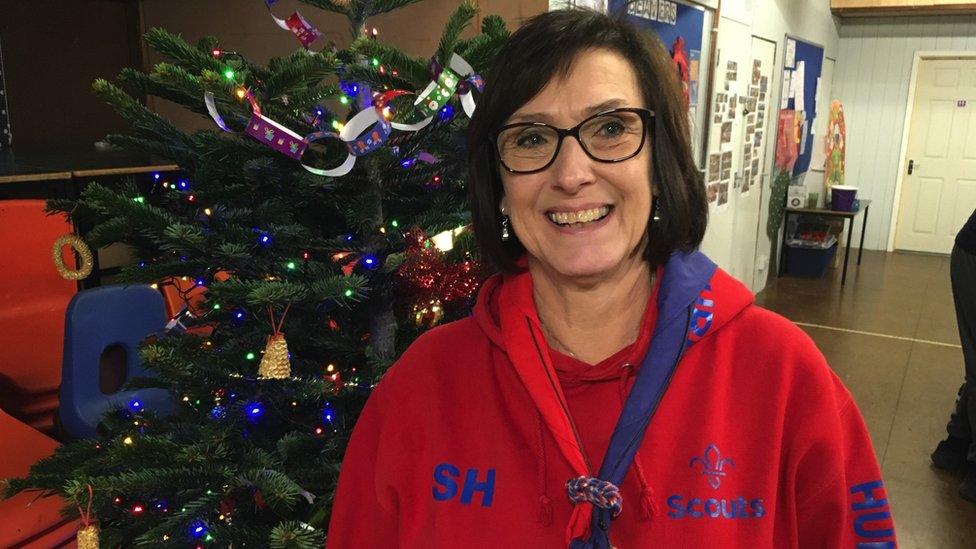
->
[778, 35, 824, 178]
[766, 108, 801, 241]
[824, 99, 847, 196]
[689, 49, 701, 106]
[612, 0, 712, 167]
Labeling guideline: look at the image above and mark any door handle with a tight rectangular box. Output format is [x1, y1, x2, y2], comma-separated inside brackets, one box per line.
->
[908, 159, 915, 174]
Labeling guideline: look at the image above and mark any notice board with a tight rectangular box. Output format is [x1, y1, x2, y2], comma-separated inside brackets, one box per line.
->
[781, 35, 823, 176]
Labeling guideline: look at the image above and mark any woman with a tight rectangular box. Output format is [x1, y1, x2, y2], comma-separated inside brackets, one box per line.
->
[328, 10, 896, 548]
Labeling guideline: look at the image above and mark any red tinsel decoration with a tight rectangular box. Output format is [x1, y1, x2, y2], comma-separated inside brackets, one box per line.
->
[397, 227, 486, 305]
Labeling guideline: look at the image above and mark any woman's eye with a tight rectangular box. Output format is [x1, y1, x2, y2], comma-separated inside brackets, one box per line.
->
[598, 121, 625, 137]
[515, 132, 548, 148]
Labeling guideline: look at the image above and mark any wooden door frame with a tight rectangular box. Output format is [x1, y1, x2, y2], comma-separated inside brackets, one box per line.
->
[888, 51, 976, 252]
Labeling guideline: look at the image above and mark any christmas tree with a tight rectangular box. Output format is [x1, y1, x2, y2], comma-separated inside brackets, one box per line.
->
[2, 1, 507, 546]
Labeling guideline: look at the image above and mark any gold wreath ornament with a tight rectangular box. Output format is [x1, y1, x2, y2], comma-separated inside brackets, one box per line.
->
[52, 234, 94, 280]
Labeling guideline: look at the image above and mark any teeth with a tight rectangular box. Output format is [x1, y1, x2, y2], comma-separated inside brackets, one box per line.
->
[546, 206, 610, 226]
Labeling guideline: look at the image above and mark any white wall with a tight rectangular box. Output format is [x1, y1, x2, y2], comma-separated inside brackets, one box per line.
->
[832, 15, 976, 251]
[701, 0, 840, 293]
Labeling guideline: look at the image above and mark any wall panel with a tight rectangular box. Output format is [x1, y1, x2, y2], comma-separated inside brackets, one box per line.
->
[833, 14, 976, 250]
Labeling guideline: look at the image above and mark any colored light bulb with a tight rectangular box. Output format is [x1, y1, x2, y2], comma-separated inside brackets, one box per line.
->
[245, 402, 264, 420]
[188, 520, 207, 538]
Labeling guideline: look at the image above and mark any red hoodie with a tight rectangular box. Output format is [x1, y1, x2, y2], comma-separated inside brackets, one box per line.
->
[327, 255, 896, 548]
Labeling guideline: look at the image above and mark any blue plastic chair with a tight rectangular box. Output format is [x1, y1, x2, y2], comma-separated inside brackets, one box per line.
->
[59, 285, 174, 439]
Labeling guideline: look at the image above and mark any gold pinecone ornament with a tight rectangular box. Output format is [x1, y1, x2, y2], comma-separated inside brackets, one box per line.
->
[257, 333, 291, 379]
[77, 523, 100, 549]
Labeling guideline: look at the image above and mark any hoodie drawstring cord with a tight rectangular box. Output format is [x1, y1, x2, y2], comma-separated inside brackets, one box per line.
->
[618, 364, 659, 521]
[536, 412, 554, 526]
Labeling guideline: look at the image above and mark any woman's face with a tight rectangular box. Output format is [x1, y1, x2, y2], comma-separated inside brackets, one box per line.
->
[498, 48, 653, 283]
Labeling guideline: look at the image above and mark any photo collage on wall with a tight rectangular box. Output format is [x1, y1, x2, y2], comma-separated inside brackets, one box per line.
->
[707, 55, 770, 205]
[741, 58, 768, 195]
[706, 59, 740, 207]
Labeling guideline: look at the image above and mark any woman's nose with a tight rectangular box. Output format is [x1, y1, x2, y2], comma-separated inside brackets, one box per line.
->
[549, 136, 595, 193]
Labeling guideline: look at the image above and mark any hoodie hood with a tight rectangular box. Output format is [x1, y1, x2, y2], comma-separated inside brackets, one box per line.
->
[473, 252, 754, 378]
[472, 250, 754, 548]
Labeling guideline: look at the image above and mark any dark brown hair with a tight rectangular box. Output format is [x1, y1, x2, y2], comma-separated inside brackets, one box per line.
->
[467, 8, 707, 273]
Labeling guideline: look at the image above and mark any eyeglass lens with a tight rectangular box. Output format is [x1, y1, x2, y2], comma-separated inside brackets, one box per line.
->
[496, 110, 646, 173]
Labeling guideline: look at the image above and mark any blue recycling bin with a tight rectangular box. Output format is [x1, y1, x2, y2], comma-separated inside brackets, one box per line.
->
[785, 241, 838, 278]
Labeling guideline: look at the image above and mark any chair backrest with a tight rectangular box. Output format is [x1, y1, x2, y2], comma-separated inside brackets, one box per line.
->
[0, 200, 78, 395]
[59, 285, 173, 439]
[0, 200, 76, 300]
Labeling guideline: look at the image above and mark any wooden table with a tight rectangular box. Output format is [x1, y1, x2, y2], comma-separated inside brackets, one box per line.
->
[779, 199, 872, 286]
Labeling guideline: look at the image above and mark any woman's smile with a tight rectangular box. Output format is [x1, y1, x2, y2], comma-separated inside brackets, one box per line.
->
[544, 204, 614, 233]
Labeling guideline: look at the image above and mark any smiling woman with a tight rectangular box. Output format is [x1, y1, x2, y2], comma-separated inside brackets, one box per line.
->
[467, 12, 706, 276]
[327, 9, 896, 549]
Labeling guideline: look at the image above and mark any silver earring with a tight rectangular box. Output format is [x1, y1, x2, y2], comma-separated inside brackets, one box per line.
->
[653, 200, 661, 221]
[501, 216, 510, 241]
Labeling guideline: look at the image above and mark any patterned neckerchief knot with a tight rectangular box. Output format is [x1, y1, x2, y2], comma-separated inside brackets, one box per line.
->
[566, 476, 623, 518]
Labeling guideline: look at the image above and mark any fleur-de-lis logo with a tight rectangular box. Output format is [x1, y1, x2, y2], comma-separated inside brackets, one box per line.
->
[689, 444, 735, 490]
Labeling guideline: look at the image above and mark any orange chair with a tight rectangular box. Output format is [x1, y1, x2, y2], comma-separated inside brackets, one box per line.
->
[160, 276, 208, 319]
[0, 200, 78, 434]
[158, 271, 231, 337]
[0, 408, 78, 547]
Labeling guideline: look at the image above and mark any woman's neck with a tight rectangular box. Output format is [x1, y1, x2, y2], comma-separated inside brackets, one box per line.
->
[530, 256, 653, 365]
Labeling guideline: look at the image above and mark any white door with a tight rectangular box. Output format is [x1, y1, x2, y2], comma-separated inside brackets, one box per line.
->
[700, 17, 751, 273]
[895, 57, 976, 254]
[730, 36, 776, 291]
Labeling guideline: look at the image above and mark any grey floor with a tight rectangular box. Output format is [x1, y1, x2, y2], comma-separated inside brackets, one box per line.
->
[756, 250, 976, 548]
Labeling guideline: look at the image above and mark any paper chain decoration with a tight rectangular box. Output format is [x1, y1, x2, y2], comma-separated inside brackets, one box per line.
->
[203, 52, 483, 177]
[263, 1, 323, 49]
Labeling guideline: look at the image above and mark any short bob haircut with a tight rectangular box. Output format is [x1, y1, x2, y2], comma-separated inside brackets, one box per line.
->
[467, 8, 707, 273]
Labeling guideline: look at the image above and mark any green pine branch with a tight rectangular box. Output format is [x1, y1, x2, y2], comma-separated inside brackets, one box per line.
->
[349, 38, 429, 85]
[270, 520, 324, 548]
[435, 1, 477, 67]
[93, 79, 198, 167]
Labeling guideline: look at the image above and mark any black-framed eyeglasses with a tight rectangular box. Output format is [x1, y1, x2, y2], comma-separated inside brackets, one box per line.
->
[493, 107, 654, 174]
